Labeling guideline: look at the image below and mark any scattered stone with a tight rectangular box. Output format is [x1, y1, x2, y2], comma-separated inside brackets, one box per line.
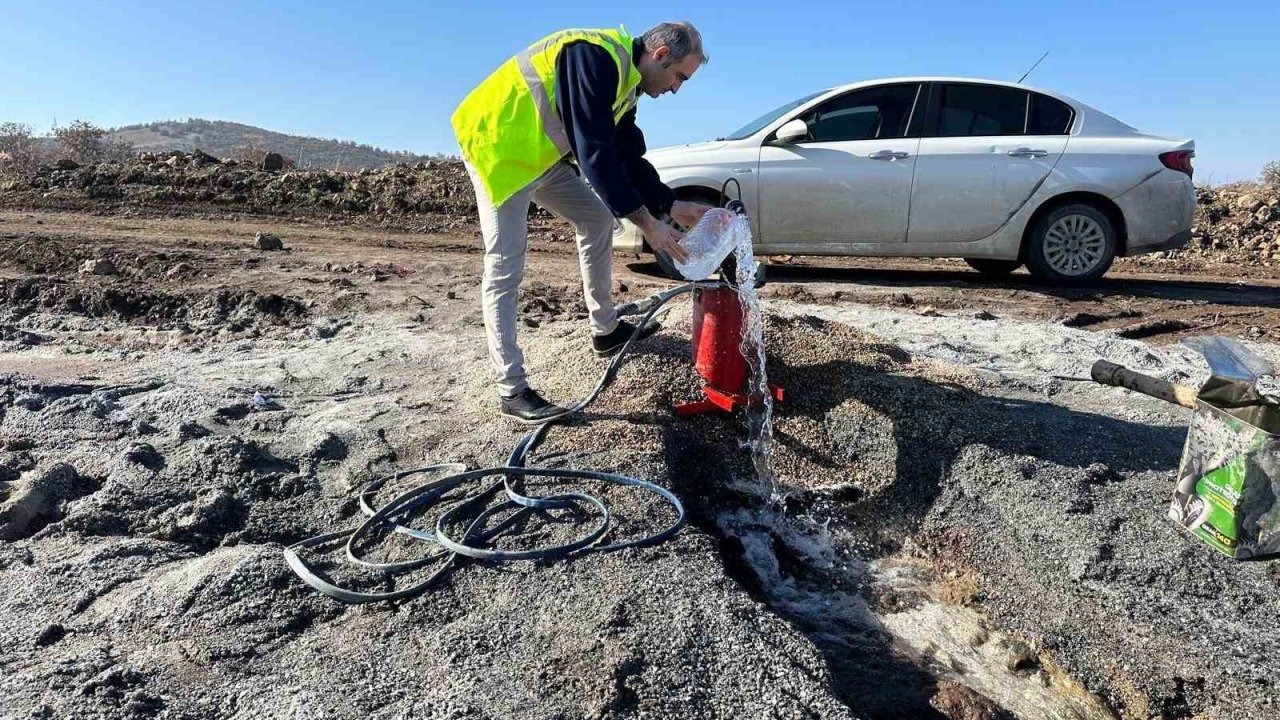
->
[14, 394, 45, 411]
[190, 149, 218, 167]
[131, 419, 158, 436]
[0, 463, 92, 541]
[79, 258, 118, 276]
[1235, 194, 1262, 212]
[251, 392, 279, 411]
[930, 680, 1016, 720]
[261, 152, 285, 172]
[175, 420, 210, 441]
[34, 623, 66, 648]
[310, 322, 345, 340]
[165, 262, 193, 279]
[254, 232, 284, 251]
[308, 432, 348, 462]
[123, 442, 162, 468]
[1082, 463, 1122, 485]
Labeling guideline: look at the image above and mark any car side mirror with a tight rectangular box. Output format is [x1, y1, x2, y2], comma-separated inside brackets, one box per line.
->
[773, 119, 809, 144]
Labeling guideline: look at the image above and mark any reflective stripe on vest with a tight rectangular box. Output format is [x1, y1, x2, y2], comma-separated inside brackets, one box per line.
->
[514, 29, 637, 156]
[452, 27, 641, 207]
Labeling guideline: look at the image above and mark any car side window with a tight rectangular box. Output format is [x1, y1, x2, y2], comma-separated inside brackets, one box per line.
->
[1027, 93, 1075, 135]
[799, 84, 920, 143]
[935, 83, 1029, 137]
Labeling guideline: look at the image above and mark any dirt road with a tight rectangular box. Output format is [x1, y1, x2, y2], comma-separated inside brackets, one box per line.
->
[2, 208, 1278, 719]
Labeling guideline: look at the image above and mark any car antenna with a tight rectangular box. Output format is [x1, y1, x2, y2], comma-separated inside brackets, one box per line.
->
[1017, 52, 1049, 84]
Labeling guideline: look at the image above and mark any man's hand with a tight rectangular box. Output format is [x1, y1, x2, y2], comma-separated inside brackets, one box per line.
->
[670, 200, 714, 229]
[643, 220, 690, 263]
[629, 209, 690, 263]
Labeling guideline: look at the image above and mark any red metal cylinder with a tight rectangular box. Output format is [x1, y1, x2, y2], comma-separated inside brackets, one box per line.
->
[690, 287, 748, 394]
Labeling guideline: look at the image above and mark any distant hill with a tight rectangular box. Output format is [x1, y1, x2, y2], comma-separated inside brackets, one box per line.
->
[107, 119, 448, 170]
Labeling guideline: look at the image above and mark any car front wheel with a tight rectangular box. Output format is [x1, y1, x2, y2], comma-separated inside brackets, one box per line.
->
[1026, 204, 1116, 283]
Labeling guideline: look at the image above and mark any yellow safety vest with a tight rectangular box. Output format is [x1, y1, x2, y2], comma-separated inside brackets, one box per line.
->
[451, 27, 643, 207]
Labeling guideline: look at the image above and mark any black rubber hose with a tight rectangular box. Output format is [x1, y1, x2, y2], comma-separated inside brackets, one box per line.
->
[285, 282, 699, 604]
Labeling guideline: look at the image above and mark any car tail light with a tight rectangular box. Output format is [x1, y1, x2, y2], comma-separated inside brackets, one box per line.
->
[1159, 150, 1194, 177]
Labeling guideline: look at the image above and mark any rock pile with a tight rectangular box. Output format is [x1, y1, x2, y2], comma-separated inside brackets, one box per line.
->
[1174, 182, 1280, 266]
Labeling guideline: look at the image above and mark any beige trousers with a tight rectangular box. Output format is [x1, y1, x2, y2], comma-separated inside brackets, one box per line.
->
[465, 161, 619, 396]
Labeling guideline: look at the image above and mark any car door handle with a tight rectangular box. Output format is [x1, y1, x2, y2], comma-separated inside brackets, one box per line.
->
[1008, 147, 1049, 158]
[869, 150, 911, 161]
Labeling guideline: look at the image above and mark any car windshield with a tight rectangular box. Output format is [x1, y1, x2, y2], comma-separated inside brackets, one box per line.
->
[720, 91, 827, 141]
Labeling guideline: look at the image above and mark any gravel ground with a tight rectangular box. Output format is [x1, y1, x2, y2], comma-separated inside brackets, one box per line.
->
[0, 314, 858, 720]
[2, 208, 1279, 719]
[773, 301, 1280, 718]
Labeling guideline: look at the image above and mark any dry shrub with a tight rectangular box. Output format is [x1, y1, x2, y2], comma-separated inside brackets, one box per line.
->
[0, 122, 46, 176]
[1261, 160, 1280, 190]
[54, 120, 134, 164]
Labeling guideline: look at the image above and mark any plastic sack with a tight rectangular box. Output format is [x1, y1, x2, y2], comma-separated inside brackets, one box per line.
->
[1171, 336, 1280, 558]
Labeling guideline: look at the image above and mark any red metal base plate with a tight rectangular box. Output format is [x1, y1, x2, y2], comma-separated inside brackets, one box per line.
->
[674, 384, 785, 417]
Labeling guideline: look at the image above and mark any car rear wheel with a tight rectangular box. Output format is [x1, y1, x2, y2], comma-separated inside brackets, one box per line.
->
[1026, 204, 1116, 283]
[964, 258, 1021, 277]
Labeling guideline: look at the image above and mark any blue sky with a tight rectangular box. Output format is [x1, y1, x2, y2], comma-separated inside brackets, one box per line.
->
[3, 1, 1277, 183]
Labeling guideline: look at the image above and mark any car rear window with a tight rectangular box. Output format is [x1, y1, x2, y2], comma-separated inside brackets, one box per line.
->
[936, 84, 1029, 137]
[1027, 93, 1075, 134]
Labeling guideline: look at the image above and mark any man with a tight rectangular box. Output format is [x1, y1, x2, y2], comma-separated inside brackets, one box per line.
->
[452, 21, 713, 423]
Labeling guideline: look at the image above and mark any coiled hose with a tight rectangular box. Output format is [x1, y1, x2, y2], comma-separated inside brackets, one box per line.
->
[285, 282, 704, 603]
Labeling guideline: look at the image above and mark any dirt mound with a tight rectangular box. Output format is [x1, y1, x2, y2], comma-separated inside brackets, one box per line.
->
[0, 151, 480, 231]
[0, 277, 307, 329]
[1173, 182, 1280, 266]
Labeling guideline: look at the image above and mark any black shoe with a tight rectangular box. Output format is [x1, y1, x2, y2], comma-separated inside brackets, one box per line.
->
[499, 387, 566, 425]
[592, 320, 661, 357]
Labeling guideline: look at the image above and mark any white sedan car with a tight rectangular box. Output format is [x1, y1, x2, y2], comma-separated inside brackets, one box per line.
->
[615, 77, 1196, 282]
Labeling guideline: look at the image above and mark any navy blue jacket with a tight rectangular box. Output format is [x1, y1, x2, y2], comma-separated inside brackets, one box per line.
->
[554, 38, 676, 219]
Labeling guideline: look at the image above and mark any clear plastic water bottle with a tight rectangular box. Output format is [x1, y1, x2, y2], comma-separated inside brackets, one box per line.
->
[673, 208, 737, 281]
